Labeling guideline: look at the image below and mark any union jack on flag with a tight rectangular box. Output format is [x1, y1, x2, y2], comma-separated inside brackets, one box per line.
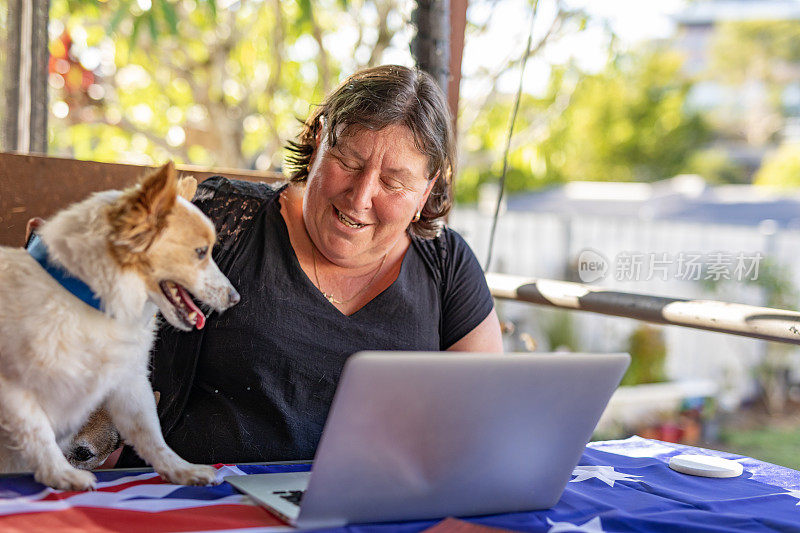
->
[0, 464, 302, 533]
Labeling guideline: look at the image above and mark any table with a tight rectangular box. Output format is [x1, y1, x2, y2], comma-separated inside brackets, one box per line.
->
[1, 436, 799, 532]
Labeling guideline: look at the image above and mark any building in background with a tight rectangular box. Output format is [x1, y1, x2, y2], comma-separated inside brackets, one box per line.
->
[672, 0, 800, 175]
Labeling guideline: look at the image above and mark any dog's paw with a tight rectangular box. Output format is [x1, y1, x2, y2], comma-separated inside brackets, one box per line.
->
[157, 462, 218, 486]
[36, 467, 96, 491]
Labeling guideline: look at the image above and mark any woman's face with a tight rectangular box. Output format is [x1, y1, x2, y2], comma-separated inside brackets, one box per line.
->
[303, 122, 435, 268]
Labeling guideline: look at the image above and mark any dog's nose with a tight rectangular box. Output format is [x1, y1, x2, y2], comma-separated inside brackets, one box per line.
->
[228, 287, 240, 306]
[72, 446, 96, 462]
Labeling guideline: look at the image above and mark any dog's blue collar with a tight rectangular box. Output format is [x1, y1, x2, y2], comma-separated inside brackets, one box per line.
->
[27, 233, 103, 312]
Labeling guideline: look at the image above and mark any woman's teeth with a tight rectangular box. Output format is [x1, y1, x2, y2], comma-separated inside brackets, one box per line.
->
[338, 210, 365, 228]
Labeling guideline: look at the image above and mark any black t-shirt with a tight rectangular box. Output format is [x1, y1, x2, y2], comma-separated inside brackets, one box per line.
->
[119, 177, 493, 465]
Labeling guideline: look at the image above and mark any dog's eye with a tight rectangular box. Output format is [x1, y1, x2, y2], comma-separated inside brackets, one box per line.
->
[195, 247, 208, 260]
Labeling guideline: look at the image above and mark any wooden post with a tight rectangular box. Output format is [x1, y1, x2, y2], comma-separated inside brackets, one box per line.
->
[3, 0, 49, 153]
[448, 0, 467, 133]
[411, 0, 451, 98]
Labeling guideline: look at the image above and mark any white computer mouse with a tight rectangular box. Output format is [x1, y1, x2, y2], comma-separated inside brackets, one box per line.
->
[669, 454, 743, 478]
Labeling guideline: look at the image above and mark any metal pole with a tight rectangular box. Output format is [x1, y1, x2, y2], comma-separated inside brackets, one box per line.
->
[487, 273, 800, 345]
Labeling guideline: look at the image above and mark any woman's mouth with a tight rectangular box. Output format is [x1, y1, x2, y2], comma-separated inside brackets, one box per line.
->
[335, 207, 366, 229]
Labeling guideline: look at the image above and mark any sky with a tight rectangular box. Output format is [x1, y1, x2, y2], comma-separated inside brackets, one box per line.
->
[460, 0, 688, 98]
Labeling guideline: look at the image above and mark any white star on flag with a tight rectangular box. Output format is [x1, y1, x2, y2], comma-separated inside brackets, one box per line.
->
[570, 465, 643, 487]
[774, 489, 800, 505]
[546, 516, 605, 532]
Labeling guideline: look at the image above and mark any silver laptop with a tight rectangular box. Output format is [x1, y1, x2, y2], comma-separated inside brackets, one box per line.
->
[225, 351, 630, 529]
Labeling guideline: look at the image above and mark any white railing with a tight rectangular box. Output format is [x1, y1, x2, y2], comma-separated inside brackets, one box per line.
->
[487, 273, 800, 345]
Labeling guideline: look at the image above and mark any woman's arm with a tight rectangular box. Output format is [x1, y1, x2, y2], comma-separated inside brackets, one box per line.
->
[447, 307, 503, 352]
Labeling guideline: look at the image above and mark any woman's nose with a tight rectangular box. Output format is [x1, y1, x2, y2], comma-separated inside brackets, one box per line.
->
[348, 170, 380, 211]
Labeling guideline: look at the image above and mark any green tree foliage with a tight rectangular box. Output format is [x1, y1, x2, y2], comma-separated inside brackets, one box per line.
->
[456, 49, 708, 202]
[457, 91, 551, 203]
[709, 20, 800, 146]
[541, 50, 708, 184]
[48, 0, 409, 169]
[684, 148, 749, 185]
[621, 324, 666, 386]
[753, 143, 800, 187]
[541, 309, 578, 352]
[710, 20, 800, 83]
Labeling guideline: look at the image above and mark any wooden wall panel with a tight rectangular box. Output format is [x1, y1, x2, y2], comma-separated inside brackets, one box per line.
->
[0, 152, 282, 247]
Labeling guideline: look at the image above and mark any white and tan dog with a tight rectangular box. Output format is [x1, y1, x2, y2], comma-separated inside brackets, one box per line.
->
[0, 162, 239, 490]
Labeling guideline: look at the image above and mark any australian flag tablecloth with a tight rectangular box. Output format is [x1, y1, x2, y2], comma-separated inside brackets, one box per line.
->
[1, 436, 799, 532]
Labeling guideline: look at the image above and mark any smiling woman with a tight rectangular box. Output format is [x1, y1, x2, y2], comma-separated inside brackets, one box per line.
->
[282, 124, 437, 315]
[116, 65, 502, 467]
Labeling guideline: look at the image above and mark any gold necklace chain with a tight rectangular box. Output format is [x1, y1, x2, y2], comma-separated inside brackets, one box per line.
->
[283, 188, 387, 306]
[310, 245, 387, 305]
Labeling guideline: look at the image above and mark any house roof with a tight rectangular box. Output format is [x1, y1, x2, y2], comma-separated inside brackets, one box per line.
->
[504, 175, 800, 228]
[674, 0, 800, 26]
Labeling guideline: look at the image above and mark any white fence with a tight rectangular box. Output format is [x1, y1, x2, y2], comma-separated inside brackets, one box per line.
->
[450, 208, 800, 409]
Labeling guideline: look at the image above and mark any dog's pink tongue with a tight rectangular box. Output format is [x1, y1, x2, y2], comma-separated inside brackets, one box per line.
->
[176, 284, 205, 329]
[194, 310, 206, 329]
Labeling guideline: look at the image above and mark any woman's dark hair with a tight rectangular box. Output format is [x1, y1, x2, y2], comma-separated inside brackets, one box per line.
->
[285, 65, 454, 239]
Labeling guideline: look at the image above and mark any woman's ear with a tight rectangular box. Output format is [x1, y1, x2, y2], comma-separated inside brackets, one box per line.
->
[420, 172, 438, 208]
[315, 115, 326, 148]
[308, 116, 327, 173]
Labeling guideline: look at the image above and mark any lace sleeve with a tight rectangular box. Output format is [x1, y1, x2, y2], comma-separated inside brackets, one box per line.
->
[193, 176, 280, 259]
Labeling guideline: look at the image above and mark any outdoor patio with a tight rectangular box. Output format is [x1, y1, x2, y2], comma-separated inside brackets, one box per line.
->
[4, 0, 800, 530]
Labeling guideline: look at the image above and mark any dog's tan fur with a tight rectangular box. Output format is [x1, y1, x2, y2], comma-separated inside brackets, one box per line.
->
[66, 407, 122, 470]
[0, 163, 239, 490]
[65, 392, 159, 470]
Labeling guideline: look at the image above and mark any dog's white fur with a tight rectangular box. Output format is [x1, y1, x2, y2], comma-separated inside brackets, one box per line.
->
[0, 163, 238, 490]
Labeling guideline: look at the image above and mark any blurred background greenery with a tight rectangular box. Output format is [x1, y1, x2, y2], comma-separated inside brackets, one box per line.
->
[4, 0, 800, 199]
[6, 0, 800, 466]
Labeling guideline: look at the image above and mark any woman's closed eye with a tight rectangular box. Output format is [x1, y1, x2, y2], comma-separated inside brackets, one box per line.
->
[380, 176, 405, 191]
[334, 155, 360, 172]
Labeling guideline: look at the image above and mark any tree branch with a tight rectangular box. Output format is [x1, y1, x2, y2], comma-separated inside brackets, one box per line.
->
[366, 0, 394, 67]
[308, 7, 332, 93]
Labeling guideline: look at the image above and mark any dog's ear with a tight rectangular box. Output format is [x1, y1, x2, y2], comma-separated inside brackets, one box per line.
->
[177, 176, 197, 201]
[109, 161, 179, 254]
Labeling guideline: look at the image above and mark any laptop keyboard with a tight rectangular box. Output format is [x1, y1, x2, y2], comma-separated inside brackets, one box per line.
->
[273, 490, 305, 506]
